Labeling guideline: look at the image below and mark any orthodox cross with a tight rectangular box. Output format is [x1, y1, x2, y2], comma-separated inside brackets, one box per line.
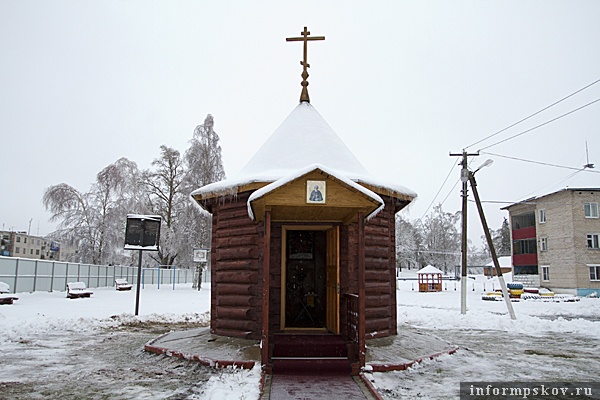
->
[286, 27, 325, 103]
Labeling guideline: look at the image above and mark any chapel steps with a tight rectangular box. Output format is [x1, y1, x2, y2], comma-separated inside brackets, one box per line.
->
[271, 333, 356, 375]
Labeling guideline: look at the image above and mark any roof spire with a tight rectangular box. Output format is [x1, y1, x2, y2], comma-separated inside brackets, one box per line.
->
[286, 26, 325, 103]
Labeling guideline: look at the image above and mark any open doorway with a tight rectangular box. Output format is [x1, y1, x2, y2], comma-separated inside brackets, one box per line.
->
[282, 227, 339, 332]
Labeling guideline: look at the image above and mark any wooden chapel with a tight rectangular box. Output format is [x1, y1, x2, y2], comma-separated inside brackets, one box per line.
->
[191, 27, 416, 374]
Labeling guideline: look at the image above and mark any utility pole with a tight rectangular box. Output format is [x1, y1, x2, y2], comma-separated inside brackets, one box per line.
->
[468, 170, 516, 320]
[449, 150, 479, 315]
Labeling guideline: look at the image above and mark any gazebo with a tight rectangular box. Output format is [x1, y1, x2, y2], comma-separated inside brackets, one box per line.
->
[190, 27, 416, 374]
[417, 265, 444, 292]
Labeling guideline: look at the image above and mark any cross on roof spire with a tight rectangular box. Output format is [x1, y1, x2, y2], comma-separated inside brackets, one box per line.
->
[286, 27, 325, 103]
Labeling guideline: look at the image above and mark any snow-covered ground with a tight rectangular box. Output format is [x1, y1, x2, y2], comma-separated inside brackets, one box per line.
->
[371, 273, 600, 399]
[0, 283, 260, 399]
[1, 276, 598, 399]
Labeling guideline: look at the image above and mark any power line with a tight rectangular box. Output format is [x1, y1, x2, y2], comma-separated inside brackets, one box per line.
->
[481, 151, 600, 173]
[478, 97, 600, 151]
[518, 169, 586, 200]
[465, 77, 600, 150]
[420, 159, 457, 220]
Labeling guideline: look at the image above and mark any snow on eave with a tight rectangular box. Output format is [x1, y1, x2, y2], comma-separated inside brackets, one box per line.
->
[246, 164, 385, 221]
[191, 172, 417, 203]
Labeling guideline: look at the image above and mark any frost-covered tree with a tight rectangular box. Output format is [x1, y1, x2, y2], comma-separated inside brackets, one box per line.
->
[178, 114, 226, 268]
[43, 157, 140, 264]
[94, 157, 142, 265]
[419, 204, 461, 273]
[141, 145, 186, 267]
[395, 215, 421, 272]
[185, 114, 226, 188]
[43, 115, 225, 268]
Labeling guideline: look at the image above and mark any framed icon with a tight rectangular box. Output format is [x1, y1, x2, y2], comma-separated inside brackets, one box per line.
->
[306, 180, 326, 204]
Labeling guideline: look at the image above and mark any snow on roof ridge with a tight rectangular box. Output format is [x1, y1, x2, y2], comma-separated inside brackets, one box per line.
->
[238, 102, 369, 177]
[418, 265, 444, 274]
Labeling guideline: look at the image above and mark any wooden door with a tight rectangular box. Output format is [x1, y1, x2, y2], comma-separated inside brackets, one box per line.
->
[325, 226, 340, 333]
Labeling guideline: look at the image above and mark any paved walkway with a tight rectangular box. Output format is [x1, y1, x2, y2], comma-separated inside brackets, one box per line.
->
[145, 326, 458, 399]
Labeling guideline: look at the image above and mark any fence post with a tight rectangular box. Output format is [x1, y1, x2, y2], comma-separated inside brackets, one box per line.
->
[14, 258, 19, 294]
[173, 265, 176, 290]
[33, 260, 38, 292]
[158, 267, 161, 289]
[50, 261, 55, 292]
[65, 263, 69, 291]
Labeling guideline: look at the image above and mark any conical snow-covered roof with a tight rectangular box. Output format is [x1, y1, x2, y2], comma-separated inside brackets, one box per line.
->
[240, 102, 368, 179]
[191, 102, 416, 202]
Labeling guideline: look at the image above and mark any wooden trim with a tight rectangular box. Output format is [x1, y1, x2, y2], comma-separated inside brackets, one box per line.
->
[326, 226, 340, 334]
[261, 210, 271, 367]
[280, 228, 287, 330]
[357, 213, 366, 368]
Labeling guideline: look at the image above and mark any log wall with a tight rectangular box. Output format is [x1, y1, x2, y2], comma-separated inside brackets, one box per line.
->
[206, 191, 398, 341]
[209, 192, 263, 340]
[363, 196, 398, 338]
[340, 195, 397, 339]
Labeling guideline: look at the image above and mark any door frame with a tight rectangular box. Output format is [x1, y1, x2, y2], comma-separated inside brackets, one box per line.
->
[280, 225, 340, 332]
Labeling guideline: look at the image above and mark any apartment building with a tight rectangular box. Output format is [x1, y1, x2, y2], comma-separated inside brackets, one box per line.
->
[502, 188, 600, 296]
[0, 231, 60, 260]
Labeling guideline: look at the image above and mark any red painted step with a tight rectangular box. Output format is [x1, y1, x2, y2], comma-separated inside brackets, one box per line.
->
[273, 334, 348, 358]
[272, 334, 351, 375]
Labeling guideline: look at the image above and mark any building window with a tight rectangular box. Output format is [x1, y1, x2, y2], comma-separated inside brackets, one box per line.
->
[24, 237, 27, 244]
[587, 234, 600, 249]
[36, 249, 40, 255]
[541, 266, 550, 281]
[513, 239, 537, 255]
[514, 265, 538, 275]
[585, 202, 599, 218]
[540, 237, 548, 252]
[15, 247, 20, 253]
[30, 249, 33, 255]
[590, 265, 600, 281]
[16, 236, 21, 243]
[512, 213, 536, 229]
[539, 209, 546, 223]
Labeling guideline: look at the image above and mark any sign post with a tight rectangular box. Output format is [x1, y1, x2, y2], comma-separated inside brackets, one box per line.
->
[124, 214, 161, 316]
[193, 248, 209, 290]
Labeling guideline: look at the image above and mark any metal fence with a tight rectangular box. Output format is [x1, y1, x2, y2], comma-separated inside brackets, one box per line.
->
[0, 256, 196, 294]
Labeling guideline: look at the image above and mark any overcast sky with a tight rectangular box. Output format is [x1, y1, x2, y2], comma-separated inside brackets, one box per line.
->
[2, 1, 600, 247]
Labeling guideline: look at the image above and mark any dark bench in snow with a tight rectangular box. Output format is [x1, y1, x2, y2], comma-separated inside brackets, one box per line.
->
[0, 281, 18, 305]
[66, 282, 93, 299]
[115, 278, 133, 291]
